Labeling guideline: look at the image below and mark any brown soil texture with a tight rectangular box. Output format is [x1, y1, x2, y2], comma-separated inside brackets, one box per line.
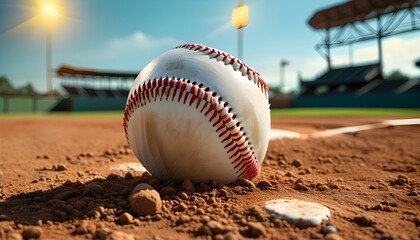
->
[0, 116, 419, 240]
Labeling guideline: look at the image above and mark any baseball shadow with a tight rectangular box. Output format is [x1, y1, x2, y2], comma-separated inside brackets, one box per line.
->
[0, 172, 151, 225]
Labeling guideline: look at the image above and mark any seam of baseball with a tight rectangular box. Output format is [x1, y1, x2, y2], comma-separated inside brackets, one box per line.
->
[123, 77, 260, 179]
[174, 43, 269, 97]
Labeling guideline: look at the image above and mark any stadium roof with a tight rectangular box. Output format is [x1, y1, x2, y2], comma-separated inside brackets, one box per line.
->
[56, 65, 138, 79]
[308, 0, 419, 29]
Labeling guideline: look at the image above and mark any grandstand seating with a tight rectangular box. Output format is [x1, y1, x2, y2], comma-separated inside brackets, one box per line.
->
[104, 89, 114, 97]
[302, 64, 380, 86]
[84, 88, 98, 97]
[368, 80, 405, 93]
[63, 86, 79, 96]
[63, 85, 130, 98]
[119, 90, 129, 96]
[404, 81, 420, 93]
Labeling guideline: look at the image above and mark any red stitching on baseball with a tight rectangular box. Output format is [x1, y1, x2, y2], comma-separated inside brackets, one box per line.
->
[123, 77, 260, 179]
[174, 44, 269, 97]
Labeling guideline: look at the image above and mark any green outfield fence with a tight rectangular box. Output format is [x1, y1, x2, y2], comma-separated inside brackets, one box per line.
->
[0, 95, 61, 113]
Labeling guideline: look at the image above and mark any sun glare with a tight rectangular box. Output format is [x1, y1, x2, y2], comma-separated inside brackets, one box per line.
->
[41, 1, 59, 20]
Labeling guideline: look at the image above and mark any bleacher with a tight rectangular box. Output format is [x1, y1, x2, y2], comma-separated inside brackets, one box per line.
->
[63, 85, 130, 98]
[403, 81, 420, 93]
[295, 62, 420, 108]
[368, 80, 406, 93]
[63, 86, 79, 96]
[302, 64, 380, 86]
[299, 63, 381, 97]
[118, 90, 129, 96]
[84, 88, 98, 97]
[103, 89, 114, 97]
[57, 65, 136, 100]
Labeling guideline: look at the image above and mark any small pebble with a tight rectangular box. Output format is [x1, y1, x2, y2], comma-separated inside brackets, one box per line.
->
[120, 188, 132, 198]
[201, 215, 211, 223]
[173, 203, 188, 212]
[105, 231, 135, 240]
[407, 190, 418, 196]
[247, 222, 266, 238]
[197, 225, 212, 236]
[325, 233, 344, 240]
[396, 175, 408, 185]
[176, 215, 191, 225]
[353, 215, 375, 227]
[179, 192, 189, 200]
[75, 220, 96, 234]
[196, 208, 205, 215]
[223, 232, 241, 240]
[53, 164, 67, 171]
[83, 182, 104, 196]
[208, 180, 218, 189]
[371, 204, 383, 211]
[0, 214, 9, 221]
[207, 220, 226, 234]
[257, 180, 272, 189]
[22, 226, 42, 239]
[236, 178, 256, 188]
[118, 212, 133, 225]
[182, 179, 196, 193]
[53, 190, 79, 201]
[291, 159, 303, 168]
[159, 186, 176, 196]
[325, 225, 337, 233]
[294, 182, 308, 191]
[72, 199, 87, 210]
[200, 183, 212, 192]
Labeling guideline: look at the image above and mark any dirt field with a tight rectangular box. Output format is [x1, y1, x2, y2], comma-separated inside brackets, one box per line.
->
[0, 116, 419, 239]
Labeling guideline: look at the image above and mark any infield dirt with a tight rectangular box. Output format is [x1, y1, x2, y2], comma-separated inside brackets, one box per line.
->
[0, 116, 419, 239]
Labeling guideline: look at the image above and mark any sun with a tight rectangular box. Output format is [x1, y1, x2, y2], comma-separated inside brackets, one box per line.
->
[41, 1, 59, 20]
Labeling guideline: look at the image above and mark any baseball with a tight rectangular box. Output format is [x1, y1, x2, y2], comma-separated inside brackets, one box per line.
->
[123, 44, 270, 183]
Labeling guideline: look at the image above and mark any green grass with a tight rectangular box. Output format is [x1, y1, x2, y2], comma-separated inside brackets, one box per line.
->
[271, 108, 420, 117]
[1, 108, 420, 118]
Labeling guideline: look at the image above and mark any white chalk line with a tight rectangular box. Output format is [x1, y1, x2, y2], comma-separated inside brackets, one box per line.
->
[270, 118, 420, 140]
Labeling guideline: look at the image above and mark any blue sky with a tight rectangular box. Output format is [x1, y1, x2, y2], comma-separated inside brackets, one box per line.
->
[1, 0, 419, 93]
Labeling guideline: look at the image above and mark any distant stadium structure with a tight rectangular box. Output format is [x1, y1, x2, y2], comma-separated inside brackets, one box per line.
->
[54, 65, 137, 111]
[295, 0, 420, 108]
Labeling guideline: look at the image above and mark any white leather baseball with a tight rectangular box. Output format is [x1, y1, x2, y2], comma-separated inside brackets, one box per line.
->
[124, 44, 270, 184]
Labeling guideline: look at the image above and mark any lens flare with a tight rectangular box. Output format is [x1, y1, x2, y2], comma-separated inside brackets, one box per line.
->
[41, 1, 59, 20]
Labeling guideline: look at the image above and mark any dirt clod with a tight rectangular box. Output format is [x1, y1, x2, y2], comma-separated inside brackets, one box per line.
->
[246, 222, 266, 238]
[129, 189, 161, 216]
[75, 220, 96, 234]
[182, 179, 196, 193]
[291, 159, 303, 168]
[22, 226, 42, 239]
[207, 220, 226, 235]
[352, 215, 375, 227]
[118, 212, 133, 225]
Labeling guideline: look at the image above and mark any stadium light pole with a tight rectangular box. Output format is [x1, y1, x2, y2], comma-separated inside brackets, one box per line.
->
[279, 59, 289, 92]
[232, 2, 248, 60]
[41, 1, 59, 96]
